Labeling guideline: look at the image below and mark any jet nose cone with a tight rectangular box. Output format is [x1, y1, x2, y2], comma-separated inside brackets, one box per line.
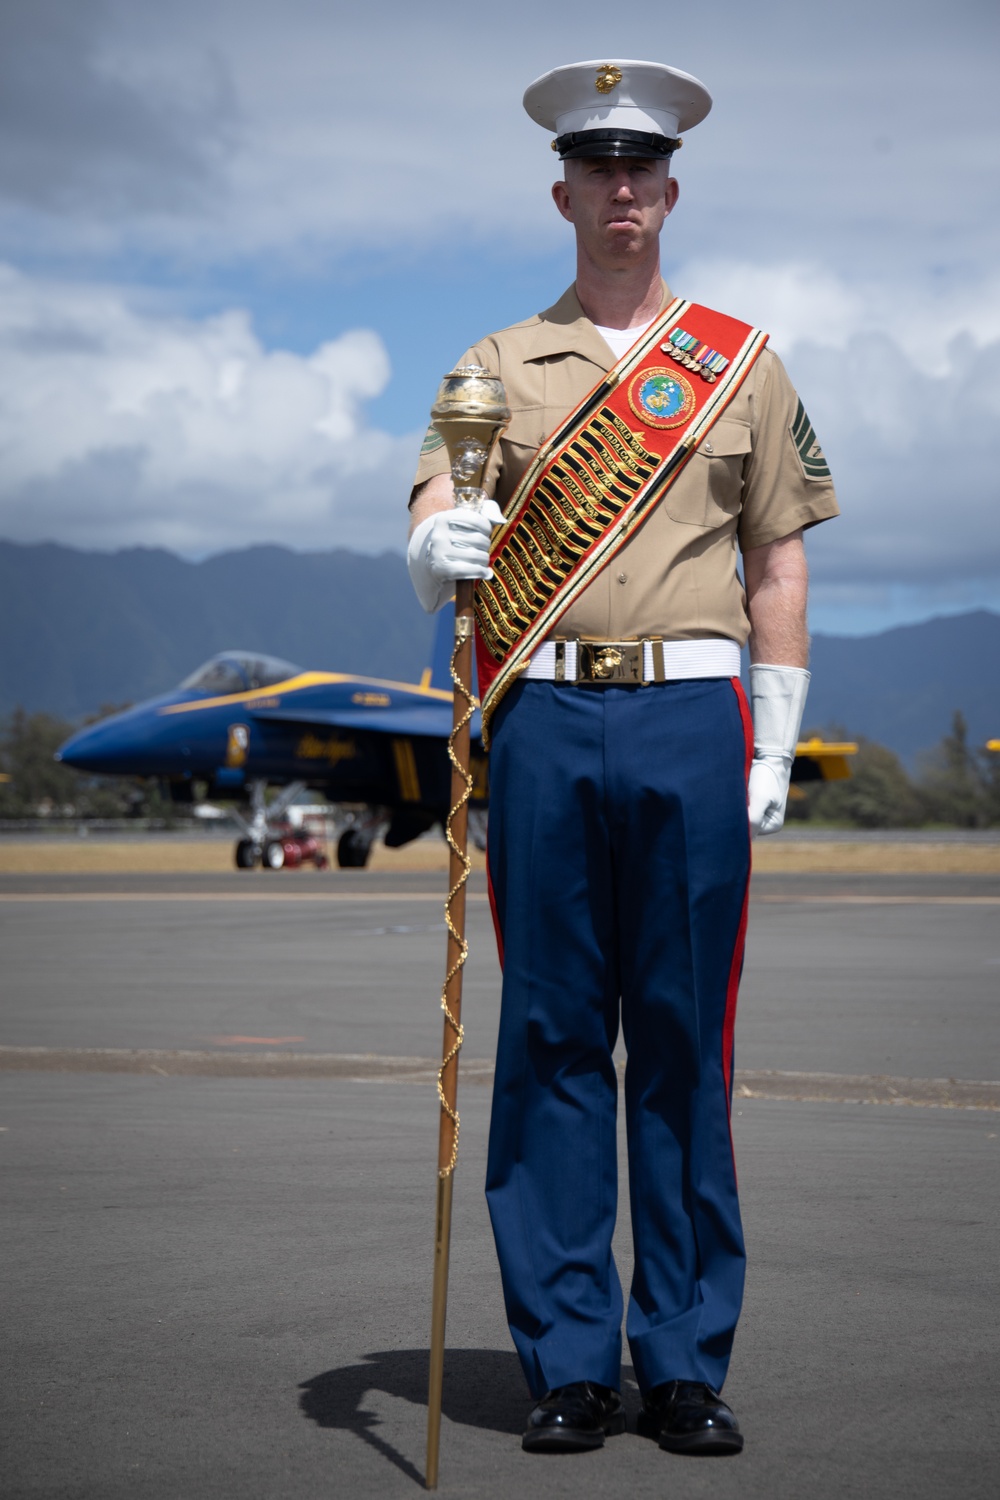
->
[57, 721, 123, 773]
[58, 708, 165, 774]
[57, 700, 195, 776]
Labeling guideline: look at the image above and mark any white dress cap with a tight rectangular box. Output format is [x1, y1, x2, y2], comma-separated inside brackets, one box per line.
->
[523, 59, 711, 158]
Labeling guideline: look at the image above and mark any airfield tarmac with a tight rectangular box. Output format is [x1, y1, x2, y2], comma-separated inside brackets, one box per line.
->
[2, 862, 999, 1499]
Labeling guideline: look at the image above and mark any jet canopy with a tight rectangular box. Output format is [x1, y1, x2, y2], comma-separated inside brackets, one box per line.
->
[180, 652, 301, 696]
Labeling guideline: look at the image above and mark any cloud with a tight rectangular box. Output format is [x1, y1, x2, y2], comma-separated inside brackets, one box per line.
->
[0, 265, 419, 554]
[0, 0, 996, 279]
[0, 0, 236, 222]
[675, 259, 1000, 364]
[0, 0, 995, 639]
[1, 256, 998, 616]
[670, 258, 1000, 607]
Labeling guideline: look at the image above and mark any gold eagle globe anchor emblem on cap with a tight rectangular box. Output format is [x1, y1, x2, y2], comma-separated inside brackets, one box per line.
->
[595, 63, 623, 93]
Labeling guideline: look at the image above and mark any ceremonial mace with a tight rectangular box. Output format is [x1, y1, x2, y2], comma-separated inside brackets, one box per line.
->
[425, 367, 509, 1491]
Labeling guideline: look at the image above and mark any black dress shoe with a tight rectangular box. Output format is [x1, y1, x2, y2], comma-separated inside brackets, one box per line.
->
[522, 1381, 626, 1453]
[637, 1380, 743, 1456]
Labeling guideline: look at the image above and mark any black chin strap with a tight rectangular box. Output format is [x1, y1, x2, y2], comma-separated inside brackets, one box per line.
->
[553, 128, 681, 160]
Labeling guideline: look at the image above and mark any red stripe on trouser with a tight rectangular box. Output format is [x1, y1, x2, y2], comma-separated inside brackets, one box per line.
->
[486, 845, 505, 969]
[722, 677, 754, 1162]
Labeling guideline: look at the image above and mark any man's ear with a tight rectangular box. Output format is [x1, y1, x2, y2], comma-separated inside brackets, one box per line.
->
[664, 176, 680, 215]
[551, 179, 574, 223]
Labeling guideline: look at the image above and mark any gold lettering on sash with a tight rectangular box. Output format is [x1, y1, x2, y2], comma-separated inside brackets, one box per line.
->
[490, 570, 525, 626]
[571, 439, 633, 491]
[479, 401, 669, 665]
[565, 448, 634, 511]
[537, 488, 575, 535]
[482, 568, 520, 625]
[475, 312, 770, 739]
[557, 469, 611, 522]
[492, 601, 521, 642]
[476, 354, 682, 663]
[561, 455, 617, 507]
[539, 501, 587, 557]
[574, 434, 644, 494]
[590, 435, 651, 484]
[532, 506, 568, 559]
[476, 606, 509, 658]
[493, 558, 535, 623]
[480, 565, 542, 656]
[507, 539, 546, 603]
[594, 407, 658, 467]
[518, 527, 556, 579]
[481, 603, 520, 655]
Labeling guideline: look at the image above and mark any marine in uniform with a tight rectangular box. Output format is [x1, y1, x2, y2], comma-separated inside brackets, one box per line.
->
[407, 59, 838, 1456]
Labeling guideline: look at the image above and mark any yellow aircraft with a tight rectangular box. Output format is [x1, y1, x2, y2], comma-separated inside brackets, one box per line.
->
[787, 736, 857, 800]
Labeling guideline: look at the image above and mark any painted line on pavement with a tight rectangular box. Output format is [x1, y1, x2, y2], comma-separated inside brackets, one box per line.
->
[0, 890, 479, 903]
[0, 1046, 493, 1085]
[752, 895, 1000, 905]
[0, 1047, 997, 1110]
[1, 891, 997, 906]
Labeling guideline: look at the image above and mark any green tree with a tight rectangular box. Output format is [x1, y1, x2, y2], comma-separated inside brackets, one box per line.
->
[978, 744, 1000, 827]
[0, 706, 160, 820]
[917, 711, 986, 828]
[805, 734, 925, 828]
[0, 708, 81, 816]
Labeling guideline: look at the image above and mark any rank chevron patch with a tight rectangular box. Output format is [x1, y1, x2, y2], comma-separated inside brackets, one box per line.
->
[791, 399, 830, 479]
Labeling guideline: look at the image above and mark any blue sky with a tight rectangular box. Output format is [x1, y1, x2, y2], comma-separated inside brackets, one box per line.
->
[0, 0, 998, 635]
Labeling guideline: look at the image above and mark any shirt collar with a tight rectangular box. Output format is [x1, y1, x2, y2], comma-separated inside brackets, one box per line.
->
[528, 279, 674, 368]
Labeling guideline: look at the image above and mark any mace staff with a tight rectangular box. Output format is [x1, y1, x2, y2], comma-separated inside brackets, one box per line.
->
[425, 366, 509, 1491]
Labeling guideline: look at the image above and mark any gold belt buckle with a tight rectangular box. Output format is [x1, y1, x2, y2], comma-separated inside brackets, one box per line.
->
[579, 641, 644, 683]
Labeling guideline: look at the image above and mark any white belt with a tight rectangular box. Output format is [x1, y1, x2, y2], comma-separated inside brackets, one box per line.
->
[524, 637, 741, 684]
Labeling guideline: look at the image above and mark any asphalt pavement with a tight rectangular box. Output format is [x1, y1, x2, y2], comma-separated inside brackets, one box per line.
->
[1, 868, 998, 1498]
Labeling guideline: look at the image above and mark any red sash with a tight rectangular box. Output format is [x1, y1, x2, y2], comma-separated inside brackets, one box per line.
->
[474, 298, 768, 742]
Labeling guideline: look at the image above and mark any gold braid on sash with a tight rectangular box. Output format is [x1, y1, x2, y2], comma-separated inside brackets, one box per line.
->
[473, 305, 769, 741]
[475, 405, 658, 668]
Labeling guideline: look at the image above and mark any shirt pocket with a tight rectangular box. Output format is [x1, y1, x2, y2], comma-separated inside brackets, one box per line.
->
[497, 407, 546, 509]
[662, 417, 752, 529]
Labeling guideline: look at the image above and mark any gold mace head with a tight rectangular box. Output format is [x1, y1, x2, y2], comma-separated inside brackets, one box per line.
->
[431, 365, 510, 500]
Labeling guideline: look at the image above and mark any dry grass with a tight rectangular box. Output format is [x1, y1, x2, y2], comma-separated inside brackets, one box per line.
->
[751, 841, 1000, 874]
[0, 837, 487, 875]
[368, 841, 488, 873]
[0, 840, 236, 874]
[0, 836, 996, 876]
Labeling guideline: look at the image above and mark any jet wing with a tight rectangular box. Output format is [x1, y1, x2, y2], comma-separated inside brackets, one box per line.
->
[248, 704, 484, 739]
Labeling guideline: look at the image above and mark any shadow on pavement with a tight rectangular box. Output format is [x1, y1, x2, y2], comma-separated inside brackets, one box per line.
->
[299, 1347, 528, 1485]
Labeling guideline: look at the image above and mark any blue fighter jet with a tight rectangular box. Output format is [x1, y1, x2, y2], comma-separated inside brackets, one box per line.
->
[57, 605, 855, 870]
[57, 607, 488, 869]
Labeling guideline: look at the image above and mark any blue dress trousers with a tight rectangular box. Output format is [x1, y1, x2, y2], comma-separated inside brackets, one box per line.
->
[484, 675, 753, 1399]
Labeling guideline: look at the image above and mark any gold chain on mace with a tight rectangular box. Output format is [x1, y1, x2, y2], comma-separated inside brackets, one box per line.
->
[437, 616, 476, 1177]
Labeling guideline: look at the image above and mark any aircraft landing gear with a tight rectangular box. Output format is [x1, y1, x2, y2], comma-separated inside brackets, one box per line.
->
[235, 839, 259, 869]
[230, 779, 307, 872]
[262, 839, 285, 870]
[333, 807, 388, 868]
[337, 829, 372, 868]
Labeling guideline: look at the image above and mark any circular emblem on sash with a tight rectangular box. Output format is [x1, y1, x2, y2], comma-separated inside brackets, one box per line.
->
[627, 367, 697, 428]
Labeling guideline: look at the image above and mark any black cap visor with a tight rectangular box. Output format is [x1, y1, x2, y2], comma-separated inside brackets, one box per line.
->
[554, 128, 679, 160]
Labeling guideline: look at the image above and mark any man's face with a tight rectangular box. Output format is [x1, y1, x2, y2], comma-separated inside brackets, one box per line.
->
[551, 157, 678, 267]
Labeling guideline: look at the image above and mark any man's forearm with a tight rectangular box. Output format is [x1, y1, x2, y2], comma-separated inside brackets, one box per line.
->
[742, 531, 810, 836]
[743, 532, 809, 666]
[408, 473, 455, 537]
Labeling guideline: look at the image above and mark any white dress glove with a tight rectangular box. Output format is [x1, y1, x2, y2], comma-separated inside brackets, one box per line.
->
[407, 500, 505, 614]
[747, 664, 811, 838]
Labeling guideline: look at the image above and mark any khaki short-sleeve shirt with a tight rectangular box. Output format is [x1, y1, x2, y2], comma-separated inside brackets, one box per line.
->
[412, 282, 839, 646]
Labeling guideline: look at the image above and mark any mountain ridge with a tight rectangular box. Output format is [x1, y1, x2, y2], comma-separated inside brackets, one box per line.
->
[1, 540, 996, 763]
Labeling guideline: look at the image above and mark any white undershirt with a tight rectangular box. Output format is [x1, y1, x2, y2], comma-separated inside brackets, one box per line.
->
[593, 319, 653, 361]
